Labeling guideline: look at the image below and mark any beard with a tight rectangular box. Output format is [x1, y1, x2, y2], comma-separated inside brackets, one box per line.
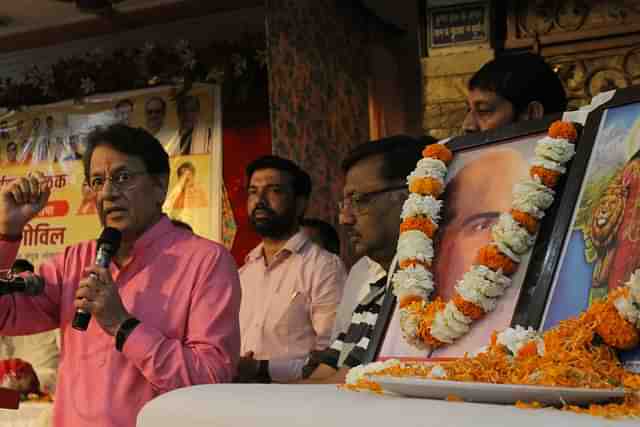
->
[249, 206, 297, 239]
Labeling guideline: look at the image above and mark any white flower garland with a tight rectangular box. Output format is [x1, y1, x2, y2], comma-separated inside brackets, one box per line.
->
[392, 122, 578, 351]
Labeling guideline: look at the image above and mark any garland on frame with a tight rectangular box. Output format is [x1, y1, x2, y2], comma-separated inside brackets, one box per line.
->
[344, 269, 640, 419]
[392, 120, 579, 350]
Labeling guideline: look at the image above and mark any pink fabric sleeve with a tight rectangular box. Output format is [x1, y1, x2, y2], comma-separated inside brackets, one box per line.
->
[121, 249, 241, 390]
[0, 239, 62, 335]
[310, 256, 347, 350]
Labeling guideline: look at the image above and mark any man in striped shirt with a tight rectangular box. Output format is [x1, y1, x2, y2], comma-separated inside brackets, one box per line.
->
[299, 135, 431, 383]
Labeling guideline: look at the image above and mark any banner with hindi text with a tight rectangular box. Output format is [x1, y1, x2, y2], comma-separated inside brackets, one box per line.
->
[0, 84, 232, 268]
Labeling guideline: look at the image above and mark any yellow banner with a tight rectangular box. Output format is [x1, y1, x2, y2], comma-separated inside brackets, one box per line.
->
[0, 84, 232, 268]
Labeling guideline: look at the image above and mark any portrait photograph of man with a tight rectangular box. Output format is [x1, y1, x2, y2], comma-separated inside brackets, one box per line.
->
[378, 134, 543, 360]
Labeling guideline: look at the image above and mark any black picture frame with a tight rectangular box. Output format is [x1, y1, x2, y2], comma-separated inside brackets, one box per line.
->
[366, 112, 590, 362]
[536, 86, 640, 345]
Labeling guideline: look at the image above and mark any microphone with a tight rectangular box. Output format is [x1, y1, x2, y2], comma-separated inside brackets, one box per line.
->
[72, 227, 122, 331]
[0, 275, 44, 296]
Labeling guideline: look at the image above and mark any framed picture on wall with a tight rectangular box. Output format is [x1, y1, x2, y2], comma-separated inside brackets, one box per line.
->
[366, 113, 586, 362]
[539, 86, 640, 371]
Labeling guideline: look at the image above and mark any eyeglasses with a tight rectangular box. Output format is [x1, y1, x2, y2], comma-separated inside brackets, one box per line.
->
[87, 170, 147, 193]
[338, 185, 407, 214]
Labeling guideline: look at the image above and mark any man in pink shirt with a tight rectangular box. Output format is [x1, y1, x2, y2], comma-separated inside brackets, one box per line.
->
[236, 155, 346, 383]
[0, 124, 241, 427]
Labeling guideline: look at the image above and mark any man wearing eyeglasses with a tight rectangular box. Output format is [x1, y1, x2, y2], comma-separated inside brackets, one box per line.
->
[235, 155, 346, 383]
[0, 124, 241, 427]
[298, 135, 429, 383]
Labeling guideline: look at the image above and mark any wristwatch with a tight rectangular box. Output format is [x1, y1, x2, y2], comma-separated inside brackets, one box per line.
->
[115, 317, 141, 352]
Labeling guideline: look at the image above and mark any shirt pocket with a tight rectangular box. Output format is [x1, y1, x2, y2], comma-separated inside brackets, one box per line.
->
[273, 290, 310, 337]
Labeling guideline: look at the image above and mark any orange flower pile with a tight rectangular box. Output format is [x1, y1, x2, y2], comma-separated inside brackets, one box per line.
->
[348, 296, 640, 419]
[592, 288, 640, 350]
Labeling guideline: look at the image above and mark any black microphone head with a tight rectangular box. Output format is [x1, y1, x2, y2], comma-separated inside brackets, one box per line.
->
[97, 227, 122, 256]
[23, 275, 44, 296]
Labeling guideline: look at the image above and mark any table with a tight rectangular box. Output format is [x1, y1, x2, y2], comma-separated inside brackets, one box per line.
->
[137, 384, 637, 427]
[0, 402, 52, 427]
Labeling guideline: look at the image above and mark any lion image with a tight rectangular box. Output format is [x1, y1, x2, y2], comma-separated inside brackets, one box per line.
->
[590, 187, 626, 250]
[590, 184, 626, 288]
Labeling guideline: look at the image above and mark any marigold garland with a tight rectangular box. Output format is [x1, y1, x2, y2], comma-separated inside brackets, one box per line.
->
[392, 121, 579, 350]
[408, 178, 444, 197]
[510, 209, 539, 235]
[345, 271, 640, 418]
[475, 244, 518, 275]
[548, 120, 579, 141]
[530, 165, 561, 187]
[400, 217, 438, 239]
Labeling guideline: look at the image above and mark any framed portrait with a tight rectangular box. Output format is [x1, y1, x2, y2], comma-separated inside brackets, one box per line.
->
[539, 86, 640, 371]
[366, 113, 585, 362]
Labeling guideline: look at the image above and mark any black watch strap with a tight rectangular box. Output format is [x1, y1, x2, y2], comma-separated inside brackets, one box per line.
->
[257, 360, 271, 383]
[116, 317, 141, 352]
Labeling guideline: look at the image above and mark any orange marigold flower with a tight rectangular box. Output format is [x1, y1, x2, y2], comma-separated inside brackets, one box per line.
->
[409, 177, 444, 197]
[400, 259, 431, 270]
[400, 216, 438, 239]
[510, 209, 539, 234]
[475, 244, 518, 275]
[399, 294, 424, 309]
[421, 328, 445, 348]
[423, 143, 453, 164]
[516, 341, 538, 359]
[548, 120, 578, 142]
[453, 294, 484, 320]
[490, 330, 498, 347]
[593, 299, 640, 350]
[415, 298, 446, 348]
[530, 166, 561, 188]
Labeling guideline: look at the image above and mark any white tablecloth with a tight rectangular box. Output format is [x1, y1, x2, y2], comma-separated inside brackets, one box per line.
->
[137, 384, 637, 427]
[0, 402, 52, 427]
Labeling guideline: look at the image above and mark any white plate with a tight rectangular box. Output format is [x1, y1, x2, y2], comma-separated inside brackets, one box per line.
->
[373, 376, 626, 405]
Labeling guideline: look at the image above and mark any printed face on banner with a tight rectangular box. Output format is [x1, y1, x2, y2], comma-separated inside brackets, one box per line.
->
[0, 85, 226, 268]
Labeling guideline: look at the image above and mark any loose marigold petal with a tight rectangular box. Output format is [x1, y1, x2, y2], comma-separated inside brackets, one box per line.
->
[422, 143, 453, 164]
[530, 166, 561, 188]
[548, 120, 578, 142]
